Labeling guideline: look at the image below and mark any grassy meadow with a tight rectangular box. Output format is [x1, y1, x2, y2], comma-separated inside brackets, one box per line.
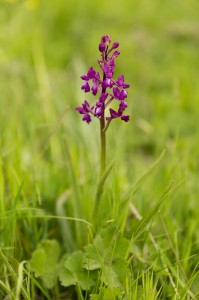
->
[0, 0, 199, 299]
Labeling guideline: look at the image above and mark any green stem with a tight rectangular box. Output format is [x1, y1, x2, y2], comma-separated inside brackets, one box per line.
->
[103, 119, 111, 133]
[100, 108, 106, 176]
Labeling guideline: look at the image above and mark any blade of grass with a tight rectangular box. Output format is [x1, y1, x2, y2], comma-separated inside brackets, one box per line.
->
[15, 260, 27, 300]
[132, 179, 184, 241]
[122, 149, 166, 201]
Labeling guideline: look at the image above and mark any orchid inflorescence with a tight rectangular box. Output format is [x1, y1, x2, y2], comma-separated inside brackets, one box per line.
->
[76, 35, 130, 124]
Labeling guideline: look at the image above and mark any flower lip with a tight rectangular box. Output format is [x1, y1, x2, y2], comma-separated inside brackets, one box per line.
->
[76, 100, 90, 114]
[91, 76, 100, 96]
[81, 82, 90, 93]
[116, 75, 130, 89]
[113, 87, 128, 100]
[119, 100, 128, 113]
[83, 114, 92, 123]
[106, 105, 130, 122]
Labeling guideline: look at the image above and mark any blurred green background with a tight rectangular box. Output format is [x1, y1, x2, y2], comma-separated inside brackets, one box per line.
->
[0, 0, 199, 252]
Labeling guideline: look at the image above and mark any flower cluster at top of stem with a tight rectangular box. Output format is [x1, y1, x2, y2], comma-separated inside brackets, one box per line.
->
[76, 35, 130, 124]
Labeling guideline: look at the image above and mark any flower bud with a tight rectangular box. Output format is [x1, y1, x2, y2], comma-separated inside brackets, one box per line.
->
[99, 42, 106, 53]
[112, 42, 119, 49]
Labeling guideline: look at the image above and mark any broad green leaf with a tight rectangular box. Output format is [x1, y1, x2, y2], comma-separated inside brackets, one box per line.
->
[93, 234, 106, 255]
[112, 236, 130, 259]
[64, 250, 83, 273]
[59, 251, 97, 290]
[83, 258, 101, 271]
[101, 225, 130, 258]
[112, 258, 129, 285]
[84, 235, 105, 266]
[29, 249, 46, 277]
[59, 269, 77, 287]
[101, 265, 120, 288]
[101, 259, 128, 289]
[29, 239, 60, 289]
[101, 258, 128, 288]
[78, 271, 97, 290]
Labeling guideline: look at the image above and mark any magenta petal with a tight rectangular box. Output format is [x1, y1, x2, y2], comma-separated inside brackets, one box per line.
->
[95, 106, 103, 117]
[102, 64, 109, 74]
[123, 83, 130, 88]
[83, 114, 92, 123]
[96, 101, 102, 107]
[111, 50, 120, 59]
[103, 79, 112, 88]
[117, 74, 130, 89]
[106, 72, 113, 78]
[76, 106, 85, 114]
[120, 90, 127, 99]
[121, 115, 130, 122]
[113, 87, 121, 99]
[112, 41, 119, 49]
[82, 100, 90, 112]
[118, 75, 124, 85]
[99, 42, 106, 52]
[109, 108, 119, 119]
[101, 35, 111, 45]
[81, 74, 89, 80]
[81, 82, 90, 92]
[119, 100, 128, 113]
[87, 67, 96, 79]
[100, 92, 108, 102]
[92, 85, 98, 96]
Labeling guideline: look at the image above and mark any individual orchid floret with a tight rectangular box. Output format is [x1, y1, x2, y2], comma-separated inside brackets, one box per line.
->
[106, 100, 129, 122]
[94, 101, 103, 117]
[113, 87, 128, 100]
[81, 81, 90, 93]
[81, 67, 101, 96]
[116, 74, 130, 89]
[80, 67, 96, 81]
[76, 100, 92, 124]
[102, 78, 113, 89]
[91, 72, 101, 96]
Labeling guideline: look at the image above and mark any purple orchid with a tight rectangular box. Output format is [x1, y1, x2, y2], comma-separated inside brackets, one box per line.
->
[76, 35, 130, 124]
[106, 100, 129, 122]
[75, 100, 92, 123]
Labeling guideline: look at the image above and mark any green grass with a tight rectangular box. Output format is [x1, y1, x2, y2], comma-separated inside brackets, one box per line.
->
[0, 0, 199, 299]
